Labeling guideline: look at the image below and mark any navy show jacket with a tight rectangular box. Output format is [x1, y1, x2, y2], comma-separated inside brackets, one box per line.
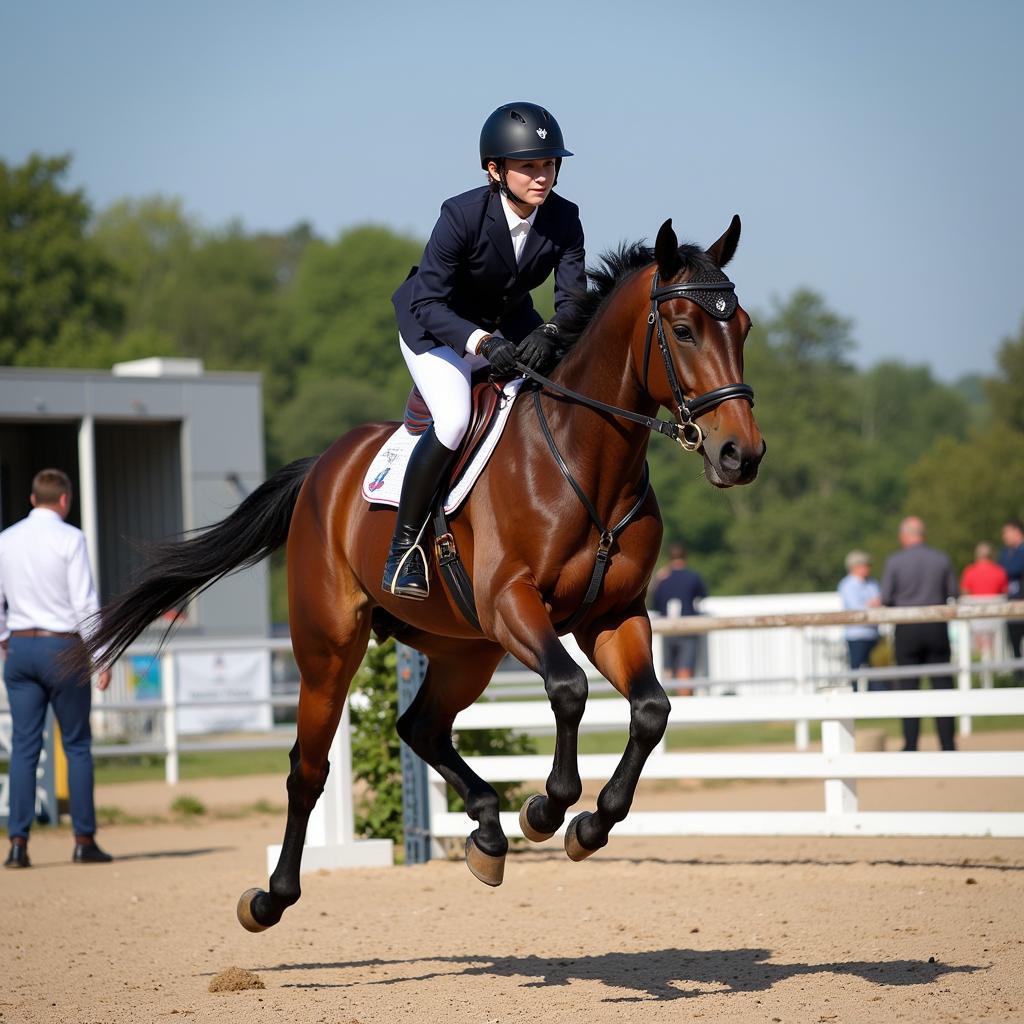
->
[392, 185, 586, 356]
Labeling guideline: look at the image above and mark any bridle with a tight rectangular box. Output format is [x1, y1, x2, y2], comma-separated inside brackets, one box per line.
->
[518, 267, 755, 453]
[640, 270, 755, 451]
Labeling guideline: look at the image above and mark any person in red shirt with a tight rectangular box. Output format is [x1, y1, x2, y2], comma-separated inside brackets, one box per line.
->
[960, 541, 1009, 667]
[961, 542, 1009, 597]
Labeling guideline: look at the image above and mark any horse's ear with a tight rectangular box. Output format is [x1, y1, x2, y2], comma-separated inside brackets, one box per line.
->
[707, 214, 741, 268]
[655, 219, 682, 279]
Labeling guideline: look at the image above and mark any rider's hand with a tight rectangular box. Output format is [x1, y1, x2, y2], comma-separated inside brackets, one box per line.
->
[97, 668, 112, 691]
[480, 332, 518, 376]
[515, 323, 559, 374]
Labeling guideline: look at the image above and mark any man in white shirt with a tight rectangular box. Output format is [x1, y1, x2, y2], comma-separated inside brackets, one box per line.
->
[0, 468, 113, 867]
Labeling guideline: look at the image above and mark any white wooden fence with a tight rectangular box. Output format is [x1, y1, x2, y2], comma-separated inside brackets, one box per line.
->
[4, 601, 1021, 860]
[427, 600, 1024, 845]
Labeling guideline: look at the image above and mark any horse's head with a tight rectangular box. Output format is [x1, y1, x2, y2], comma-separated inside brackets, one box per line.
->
[637, 216, 765, 488]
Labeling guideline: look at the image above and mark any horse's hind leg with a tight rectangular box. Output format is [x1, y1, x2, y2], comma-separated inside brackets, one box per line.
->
[394, 638, 506, 885]
[237, 596, 372, 932]
[565, 607, 670, 859]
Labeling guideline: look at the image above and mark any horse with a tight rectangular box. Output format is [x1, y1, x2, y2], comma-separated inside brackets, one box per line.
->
[84, 216, 765, 932]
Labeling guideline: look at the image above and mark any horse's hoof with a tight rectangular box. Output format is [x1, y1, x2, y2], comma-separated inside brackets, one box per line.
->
[564, 812, 599, 862]
[236, 887, 271, 932]
[519, 794, 556, 843]
[465, 835, 505, 887]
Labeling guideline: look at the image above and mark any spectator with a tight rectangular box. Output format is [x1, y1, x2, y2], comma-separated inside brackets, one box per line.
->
[881, 516, 959, 752]
[960, 542, 1009, 665]
[998, 519, 1024, 680]
[961, 542, 1009, 597]
[0, 469, 113, 869]
[651, 544, 707, 696]
[838, 550, 884, 690]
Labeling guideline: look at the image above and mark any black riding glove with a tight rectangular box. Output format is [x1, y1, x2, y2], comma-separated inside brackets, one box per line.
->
[515, 323, 559, 374]
[480, 332, 518, 376]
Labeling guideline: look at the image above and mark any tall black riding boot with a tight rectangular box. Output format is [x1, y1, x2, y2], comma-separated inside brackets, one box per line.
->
[382, 427, 458, 600]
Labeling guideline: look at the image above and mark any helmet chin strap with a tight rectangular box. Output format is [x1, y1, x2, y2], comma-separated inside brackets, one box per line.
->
[497, 163, 530, 208]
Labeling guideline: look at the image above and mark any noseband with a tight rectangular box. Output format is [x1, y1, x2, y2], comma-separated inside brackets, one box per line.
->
[642, 271, 755, 451]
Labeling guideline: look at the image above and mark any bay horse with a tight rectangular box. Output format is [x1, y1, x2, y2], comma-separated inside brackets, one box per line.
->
[84, 217, 764, 931]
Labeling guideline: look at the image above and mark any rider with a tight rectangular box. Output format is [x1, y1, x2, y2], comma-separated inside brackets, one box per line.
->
[383, 101, 587, 600]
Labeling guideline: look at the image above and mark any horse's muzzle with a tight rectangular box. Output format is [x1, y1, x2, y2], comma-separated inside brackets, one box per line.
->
[704, 437, 766, 487]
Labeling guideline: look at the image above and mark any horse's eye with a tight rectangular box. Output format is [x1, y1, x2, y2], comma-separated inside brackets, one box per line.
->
[673, 324, 694, 343]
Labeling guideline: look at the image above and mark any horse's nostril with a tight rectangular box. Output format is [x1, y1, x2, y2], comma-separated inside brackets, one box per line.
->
[719, 441, 742, 472]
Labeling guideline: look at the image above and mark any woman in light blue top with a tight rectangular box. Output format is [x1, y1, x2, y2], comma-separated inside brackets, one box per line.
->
[838, 549, 884, 689]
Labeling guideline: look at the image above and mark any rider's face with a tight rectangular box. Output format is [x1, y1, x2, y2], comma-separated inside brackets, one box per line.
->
[489, 157, 556, 210]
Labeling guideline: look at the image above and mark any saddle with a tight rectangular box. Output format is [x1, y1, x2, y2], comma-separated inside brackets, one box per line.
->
[403, 370, 508, 485]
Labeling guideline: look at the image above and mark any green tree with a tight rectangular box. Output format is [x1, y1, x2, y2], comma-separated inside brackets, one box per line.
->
[90, 195, 196, 353]
[269, 375, 397, 465]
[987, 320, 1024, 433]
[0, 154, 123, 365]
[891, 322, 1024, 570]
[894, 428, 1024, 570]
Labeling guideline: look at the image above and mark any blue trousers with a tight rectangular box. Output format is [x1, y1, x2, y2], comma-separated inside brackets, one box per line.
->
[4, 636, 96, 839]
[847, 637, 888, 691]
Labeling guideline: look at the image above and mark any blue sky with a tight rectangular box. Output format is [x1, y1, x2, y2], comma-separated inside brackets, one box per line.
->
[2, 0, 1022, 381]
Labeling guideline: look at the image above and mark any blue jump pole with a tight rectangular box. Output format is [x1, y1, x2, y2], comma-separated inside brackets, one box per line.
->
[396, 643, 432, 865]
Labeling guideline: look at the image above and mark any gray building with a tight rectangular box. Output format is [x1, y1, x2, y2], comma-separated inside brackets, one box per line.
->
[0, 358, 268, 637]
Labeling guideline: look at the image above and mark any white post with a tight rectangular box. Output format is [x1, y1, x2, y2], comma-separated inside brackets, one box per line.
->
[794, 626, 810, 751]
[265, 700, 393, 874]
[956, 619, 973, 737]
[161, 650, 179, 785]
[77, 415, 100, 589]
[821, 717, 858, 814]
[428, 774, 450, 859]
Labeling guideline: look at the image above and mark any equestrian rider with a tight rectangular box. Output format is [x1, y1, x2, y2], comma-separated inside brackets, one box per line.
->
[383, 102, 587, 599]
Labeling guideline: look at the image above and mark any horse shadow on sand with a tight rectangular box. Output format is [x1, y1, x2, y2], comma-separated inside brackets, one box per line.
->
[258, 947, 984, 1002]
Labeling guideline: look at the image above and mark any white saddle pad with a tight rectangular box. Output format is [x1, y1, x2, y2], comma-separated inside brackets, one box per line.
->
[362, 377, 525, 514]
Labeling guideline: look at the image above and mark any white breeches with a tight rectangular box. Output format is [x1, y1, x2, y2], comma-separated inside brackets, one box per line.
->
[399, 335, 489, 450]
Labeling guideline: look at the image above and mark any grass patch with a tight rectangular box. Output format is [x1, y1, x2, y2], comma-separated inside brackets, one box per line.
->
[94, 747, 289, 785]
[96, 805, 152, 827]
[170, 794, 206, 817]
[211, 799, 285, 820]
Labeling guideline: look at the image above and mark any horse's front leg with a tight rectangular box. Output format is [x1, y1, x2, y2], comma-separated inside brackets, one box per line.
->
[491, 581, 590, 842]
[566, 606, 670, 859]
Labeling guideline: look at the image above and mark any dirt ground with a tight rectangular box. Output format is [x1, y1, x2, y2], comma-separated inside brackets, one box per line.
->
[3, 737, 1024, 1024]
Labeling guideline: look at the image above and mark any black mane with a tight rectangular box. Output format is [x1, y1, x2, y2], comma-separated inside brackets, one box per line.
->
[558, 240, 719, 348]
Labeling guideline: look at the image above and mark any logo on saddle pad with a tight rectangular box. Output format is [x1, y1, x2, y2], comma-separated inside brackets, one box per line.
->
[368, 468, 390, 492]
[536, 128, 547, 139]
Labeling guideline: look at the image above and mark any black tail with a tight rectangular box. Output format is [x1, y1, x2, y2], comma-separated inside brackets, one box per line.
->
[84, 456, 317, 669]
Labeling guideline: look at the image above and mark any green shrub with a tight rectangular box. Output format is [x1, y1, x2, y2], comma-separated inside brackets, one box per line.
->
[349, 640, 403, 843]
[349, 640, 537, 845]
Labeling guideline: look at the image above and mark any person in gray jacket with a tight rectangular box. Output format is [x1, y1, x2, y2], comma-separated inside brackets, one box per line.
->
[880, 516, 959, 751]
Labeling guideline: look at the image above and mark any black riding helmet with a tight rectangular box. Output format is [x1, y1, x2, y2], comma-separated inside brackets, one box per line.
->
[479, 102, 572, 203]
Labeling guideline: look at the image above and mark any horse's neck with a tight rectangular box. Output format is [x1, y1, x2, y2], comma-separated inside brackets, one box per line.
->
[531, 287, 655, 513]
